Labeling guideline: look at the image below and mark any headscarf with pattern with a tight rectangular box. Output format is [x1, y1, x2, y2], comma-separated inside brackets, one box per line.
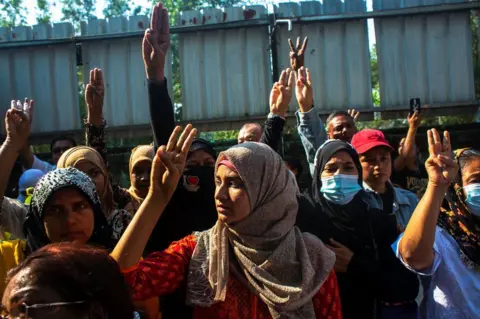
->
[127, 145, 155, 207]
[186, 142, 335, 319]
[438, 148, 480, 269]
[23, 167, 114, 254]
[56, 146, 115, 218]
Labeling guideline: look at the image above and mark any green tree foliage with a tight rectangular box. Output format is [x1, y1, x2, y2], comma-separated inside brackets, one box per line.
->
[103, 0, 147, 18]
[36, 0, 51, 24]
[0, 0, 26, 27]
[60, 0, 96, 30]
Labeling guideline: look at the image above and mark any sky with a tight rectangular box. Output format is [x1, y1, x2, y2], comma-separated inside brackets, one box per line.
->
[23, 0, 376, 47]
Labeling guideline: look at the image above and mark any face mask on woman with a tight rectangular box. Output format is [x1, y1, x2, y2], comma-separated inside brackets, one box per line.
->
[464, 183, 480, 216]
[320, 174, 362, 205]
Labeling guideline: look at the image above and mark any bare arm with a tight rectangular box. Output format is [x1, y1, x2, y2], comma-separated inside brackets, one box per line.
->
[111, 123, 196, 269]
[399, 129, 457, 270]
[19, 145, 34, 169]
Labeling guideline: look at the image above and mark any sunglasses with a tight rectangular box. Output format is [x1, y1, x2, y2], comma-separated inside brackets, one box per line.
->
[0, 300, 85, 318]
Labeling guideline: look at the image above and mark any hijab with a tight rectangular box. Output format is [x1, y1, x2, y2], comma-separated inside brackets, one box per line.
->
[438, 148, 480, 268]
[310, 140, 371, 240]
[186, 142, 335, 319]
[17, 169, 44, 203]
[23, 167, 114, 254]
[128, 145, 155, 205]
[56, 146, 114, 217]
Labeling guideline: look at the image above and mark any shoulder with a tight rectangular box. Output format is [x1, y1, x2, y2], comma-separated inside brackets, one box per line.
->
[394, 186, 419, 206]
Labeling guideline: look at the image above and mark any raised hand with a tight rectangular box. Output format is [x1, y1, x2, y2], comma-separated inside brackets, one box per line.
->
[295, 67, 313, 113]
[269, 69, 294, 118]
[149, 124, 197, 201]
[348, 109, 360, 122]
[288, 37, 308, 72]
[425, 129, 457, 187]
[408, 111, 423, 130]
[5, 105, 31, 151]
[143, 3, 170, 83]
[85, 68, 104, 127]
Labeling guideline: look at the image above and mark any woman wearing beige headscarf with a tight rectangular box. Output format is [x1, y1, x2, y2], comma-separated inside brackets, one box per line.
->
[56, 146, 132, 240]
[112, 125, 341, 319]
[125, 145, 155, 215]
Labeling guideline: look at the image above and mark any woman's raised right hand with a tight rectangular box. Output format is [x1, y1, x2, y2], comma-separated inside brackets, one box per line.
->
[148, 124, 197, 202]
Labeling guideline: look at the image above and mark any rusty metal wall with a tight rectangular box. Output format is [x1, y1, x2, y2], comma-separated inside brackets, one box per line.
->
[177, 6, 272, 121]
[373, 0, 475, 107]
[0, 23, 80, 134]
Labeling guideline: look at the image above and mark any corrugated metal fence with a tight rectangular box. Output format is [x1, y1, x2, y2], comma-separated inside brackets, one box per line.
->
[0, 0, 478, 138]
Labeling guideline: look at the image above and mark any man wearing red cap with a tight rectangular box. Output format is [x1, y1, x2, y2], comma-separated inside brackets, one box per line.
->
[351, 129, 419, 228]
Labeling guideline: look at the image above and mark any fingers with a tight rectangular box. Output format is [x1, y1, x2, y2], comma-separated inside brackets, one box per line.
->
[296, 36, 300, 49]
[181, 127, 197, 154]
[442, 131, 451, 154]
[161, 5, 169, 35]
[278, 70, 287, 85]
[432, 128, 442, 156]
[175, 124, 193, 152]
[9, 108, 29, 122]
[329, 238, 345, 248]
[166, 126, 181, 152]
[300, 37, 308, 52]
[95, 68, 103, 86]
[151, 3, 159, 31]
[288, 38, 295, 52]
[305, 68, 311, 85]
[89, 69, 94, 85]
[287, 69, 295, 89]
[427, 129, 435, 157]
[159, 147, 177, 174]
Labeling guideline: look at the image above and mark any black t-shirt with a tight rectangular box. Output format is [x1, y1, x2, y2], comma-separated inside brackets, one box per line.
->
[379, 187, 394, 215]
[392, 164, 428, 198]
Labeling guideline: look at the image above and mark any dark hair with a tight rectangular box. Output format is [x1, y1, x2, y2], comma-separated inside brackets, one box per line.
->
[50, 136, 77, 153]
[326, 111, 353, 126]
[7, 243, 134, 319]
[285, 158, 303, 178]
[458, 148, 480, 180]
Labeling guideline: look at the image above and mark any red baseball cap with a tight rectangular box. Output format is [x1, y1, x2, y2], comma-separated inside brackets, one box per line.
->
[351, 129, 394, 154]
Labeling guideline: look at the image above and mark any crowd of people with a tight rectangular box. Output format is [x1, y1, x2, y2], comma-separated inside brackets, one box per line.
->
[0, 2, 478, 319]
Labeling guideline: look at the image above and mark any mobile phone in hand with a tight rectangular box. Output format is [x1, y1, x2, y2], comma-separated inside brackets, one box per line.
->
[409, 98, 421, 116]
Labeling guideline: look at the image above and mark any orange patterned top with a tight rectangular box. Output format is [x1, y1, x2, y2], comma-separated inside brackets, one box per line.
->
[123, 234, 342, 319]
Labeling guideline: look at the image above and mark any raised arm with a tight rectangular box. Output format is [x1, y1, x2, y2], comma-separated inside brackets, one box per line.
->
[1, 107, 31, 201]
[295, 67, 327, 175]
[394, 111, 422, 172]
[399, 129, 457, 270]
[143, 2, 175, 149]
[260, 69, 294, 153]
[85, 68, 107, 161]
[111, 124, 196, 269]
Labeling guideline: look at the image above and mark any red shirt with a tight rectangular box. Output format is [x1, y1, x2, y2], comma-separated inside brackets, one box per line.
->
[123, 234, 342, 319]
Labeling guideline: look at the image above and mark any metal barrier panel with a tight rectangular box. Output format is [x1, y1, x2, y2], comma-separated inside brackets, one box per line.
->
[374, 0, 475, 107]
[275, 1, 373, 112]
[0, 23, 80, 134]
[178, 6, 272, 121]
[81, 15, 174, 128]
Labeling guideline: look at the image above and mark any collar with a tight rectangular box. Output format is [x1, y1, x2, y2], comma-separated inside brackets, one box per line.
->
[363, 181, 410, 205]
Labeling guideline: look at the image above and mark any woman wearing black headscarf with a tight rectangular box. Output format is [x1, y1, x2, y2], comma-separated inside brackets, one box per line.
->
[296, 139, 419, 319]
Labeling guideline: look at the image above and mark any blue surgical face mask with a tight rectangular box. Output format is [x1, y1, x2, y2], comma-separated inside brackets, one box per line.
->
[464, 183, 480, 217]
[320, 174, 362, 205]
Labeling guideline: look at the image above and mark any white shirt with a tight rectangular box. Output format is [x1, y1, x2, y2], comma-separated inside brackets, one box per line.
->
[396, 227, 480, 318]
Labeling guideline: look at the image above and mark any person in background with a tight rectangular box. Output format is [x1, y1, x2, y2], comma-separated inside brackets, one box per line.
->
[296, 139, 418, 319]
[237, 122, 262, 144]
[112, 126, 341, 319]
[2, 243, 134, 319]
[351, 129, 419, 229]
[397, 130, 480, 318]
[125, 145, 155, 215]
[285, 157, 303, 181]
[17, 169, 44, 204]
[392, 111, 429, 198]
[17, 98, 76, 173]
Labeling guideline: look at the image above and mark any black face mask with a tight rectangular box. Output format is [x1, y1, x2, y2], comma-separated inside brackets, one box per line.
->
[182, 166, 215, 194]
